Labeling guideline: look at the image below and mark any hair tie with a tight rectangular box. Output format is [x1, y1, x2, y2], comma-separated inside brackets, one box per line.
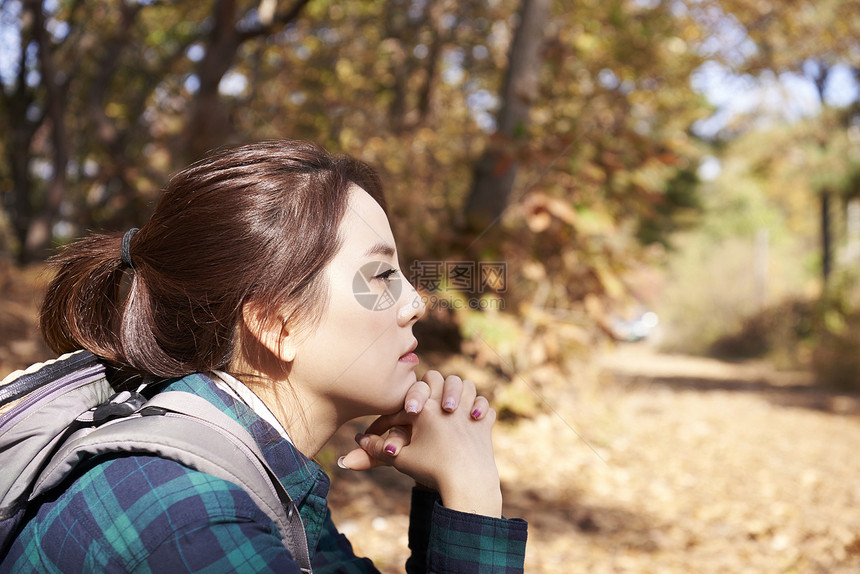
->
[121, 228, 139, 269]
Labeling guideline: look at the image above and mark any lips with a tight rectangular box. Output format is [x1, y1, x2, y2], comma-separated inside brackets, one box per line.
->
[399, 340, 419, 363]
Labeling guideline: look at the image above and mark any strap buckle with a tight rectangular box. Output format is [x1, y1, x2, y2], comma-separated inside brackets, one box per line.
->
[91, 390, 147, 423]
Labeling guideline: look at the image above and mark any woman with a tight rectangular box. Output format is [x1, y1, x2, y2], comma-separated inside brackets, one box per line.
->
[1, 141, 527, 572]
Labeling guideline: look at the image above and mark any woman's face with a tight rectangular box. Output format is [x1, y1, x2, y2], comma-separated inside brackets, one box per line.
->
[288, 185, 426, 420]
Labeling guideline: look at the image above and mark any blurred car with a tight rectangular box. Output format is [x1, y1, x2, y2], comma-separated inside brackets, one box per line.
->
[610, 310, 660, 342]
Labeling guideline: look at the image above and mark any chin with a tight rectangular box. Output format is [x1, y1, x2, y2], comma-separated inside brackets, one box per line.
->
[383, 376, 417, 413]
[362, 370, 416, 415]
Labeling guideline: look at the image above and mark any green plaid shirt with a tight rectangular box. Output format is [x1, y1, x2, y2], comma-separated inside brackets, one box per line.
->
[2, 373, 527, 573]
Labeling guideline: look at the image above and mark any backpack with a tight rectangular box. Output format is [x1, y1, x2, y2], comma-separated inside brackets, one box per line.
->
[0, 350, 312, 573]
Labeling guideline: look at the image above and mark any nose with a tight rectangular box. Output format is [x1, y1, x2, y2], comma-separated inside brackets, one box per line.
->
[398, 279, 426, 326]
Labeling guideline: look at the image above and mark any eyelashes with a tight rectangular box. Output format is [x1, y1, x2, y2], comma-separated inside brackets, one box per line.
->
[373, 268, 400, 283]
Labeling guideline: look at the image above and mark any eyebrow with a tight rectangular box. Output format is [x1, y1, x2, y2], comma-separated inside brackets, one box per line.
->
[364, 241, 396, 258]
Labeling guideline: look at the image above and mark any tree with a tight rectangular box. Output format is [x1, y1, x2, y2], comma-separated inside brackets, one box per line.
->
[0, 0, 310, 262]
[463, 0, 550, 233]
[698, 0, 860, 286]
[185, 0, 311, 161]
[0, 0, 44, 260]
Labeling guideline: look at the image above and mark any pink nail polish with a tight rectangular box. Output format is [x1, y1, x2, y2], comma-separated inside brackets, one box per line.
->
[384, 444, 397, 455]
[406, 400, 419, 414]
[443, 399, 455, 411]
[471, 408, 482, 419]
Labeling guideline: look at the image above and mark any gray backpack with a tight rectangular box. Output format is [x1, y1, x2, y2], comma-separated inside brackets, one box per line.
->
[0, 350, 312, 573]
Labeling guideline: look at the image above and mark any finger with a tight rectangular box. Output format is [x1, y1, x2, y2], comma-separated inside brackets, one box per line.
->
[382, 425, 411, 456]
[460, 378, 478, 407]
[469, 395, 490, 420]
[362, 411, 414, 437]
[421, 370, 445, 400]
[356, 432, 399, 462]
[441, 375, 463, 412]
[403, 380, 431, 414]
[485, 406, 497, 425]
[338, 447, 384, 471]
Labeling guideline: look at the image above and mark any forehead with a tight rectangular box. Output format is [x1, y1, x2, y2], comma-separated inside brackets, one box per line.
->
[338, 185, 396, 256]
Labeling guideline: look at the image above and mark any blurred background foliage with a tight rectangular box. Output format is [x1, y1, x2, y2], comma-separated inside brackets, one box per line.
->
[1, 0, 860, 401]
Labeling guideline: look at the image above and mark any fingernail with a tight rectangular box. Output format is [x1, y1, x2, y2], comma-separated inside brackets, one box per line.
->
[337, 456, 349, 469]
[354, 433, 365, 444]
[384, 444, 397, 455]
[443, 399, 456, 411]
[359, 435, 370, 448]
[471, 408, 482, 419]
[406, 400, 419, 414]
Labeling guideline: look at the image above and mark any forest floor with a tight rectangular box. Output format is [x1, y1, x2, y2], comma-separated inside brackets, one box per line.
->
[3, 263, 860, 573]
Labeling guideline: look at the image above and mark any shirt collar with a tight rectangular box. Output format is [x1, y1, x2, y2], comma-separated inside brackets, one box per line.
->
[210, 370, 293, 444]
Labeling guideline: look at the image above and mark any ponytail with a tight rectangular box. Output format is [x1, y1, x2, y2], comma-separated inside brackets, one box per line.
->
[40, 233, 129, 364]
[40, 228, 235, 379]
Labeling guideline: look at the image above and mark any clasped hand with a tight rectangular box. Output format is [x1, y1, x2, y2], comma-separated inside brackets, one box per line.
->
[338, 370, 503, 518]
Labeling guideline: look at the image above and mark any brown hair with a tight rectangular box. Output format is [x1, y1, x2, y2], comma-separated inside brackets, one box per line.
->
[40, 140, 385, 381]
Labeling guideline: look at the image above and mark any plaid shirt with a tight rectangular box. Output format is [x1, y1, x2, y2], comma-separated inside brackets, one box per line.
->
[2, 373, 527, 573]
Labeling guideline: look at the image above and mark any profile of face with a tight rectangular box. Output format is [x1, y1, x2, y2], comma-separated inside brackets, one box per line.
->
[286, 185, 426, 421]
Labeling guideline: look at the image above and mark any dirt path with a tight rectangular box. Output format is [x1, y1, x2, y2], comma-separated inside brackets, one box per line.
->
[330, 344, 860, 573]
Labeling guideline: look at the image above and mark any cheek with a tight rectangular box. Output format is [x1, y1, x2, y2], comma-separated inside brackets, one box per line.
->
[312, 308, 389, 367]
[312, 283, 398, 366]
[336, 290, 394, 330]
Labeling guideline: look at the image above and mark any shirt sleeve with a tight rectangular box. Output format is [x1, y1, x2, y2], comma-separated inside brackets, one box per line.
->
[310, 509, 380, 574]
[143, 518, 303, 573]
[406, 487, 529, 574]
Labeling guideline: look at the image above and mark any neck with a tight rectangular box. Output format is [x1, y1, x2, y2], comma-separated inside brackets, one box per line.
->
[252, 382, 342, 459]
[229, 351, 344, 458]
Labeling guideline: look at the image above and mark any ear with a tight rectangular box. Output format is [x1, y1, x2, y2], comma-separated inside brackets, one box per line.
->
[241, 302, 297, 363]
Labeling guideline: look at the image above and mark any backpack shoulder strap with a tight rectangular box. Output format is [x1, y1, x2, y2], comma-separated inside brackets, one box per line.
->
[145, 391, 312, 573]
[32, 391, 312, 573]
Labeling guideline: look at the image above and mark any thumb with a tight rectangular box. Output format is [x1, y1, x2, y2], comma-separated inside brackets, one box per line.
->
[338, 447, 384, 471]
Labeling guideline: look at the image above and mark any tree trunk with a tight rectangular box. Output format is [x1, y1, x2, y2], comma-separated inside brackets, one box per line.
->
[809, 62, 833, 289]
[2, 68, 40, 259]
[8, 137, 35, 259]
[821, 190, 832, 286]
[186, 0, 312, 161]
[463, 0, 550, 234]
[186, 0, 241, 161]
[22, 0, 69, 263]
[0, 3, 44, 262]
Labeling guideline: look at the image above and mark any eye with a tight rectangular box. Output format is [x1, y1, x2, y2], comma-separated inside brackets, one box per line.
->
[374, 268, 400, 283]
